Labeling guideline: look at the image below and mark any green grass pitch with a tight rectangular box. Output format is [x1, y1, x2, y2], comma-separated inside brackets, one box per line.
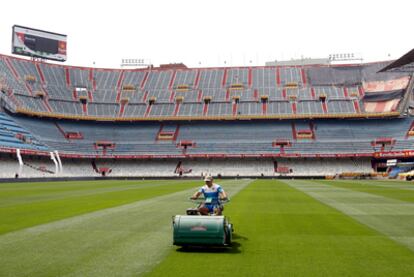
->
[1, 179, 414, 276]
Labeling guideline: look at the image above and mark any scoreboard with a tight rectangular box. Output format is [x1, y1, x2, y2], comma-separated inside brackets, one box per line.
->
[12, 25, 67, 62]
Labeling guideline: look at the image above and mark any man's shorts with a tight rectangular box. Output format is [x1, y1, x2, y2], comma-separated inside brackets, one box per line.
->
[204, 203, 223, 214]
[204, 204, 216, 213]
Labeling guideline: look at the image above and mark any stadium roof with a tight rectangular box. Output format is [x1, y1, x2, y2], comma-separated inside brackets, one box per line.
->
[379, 48, 414, 73]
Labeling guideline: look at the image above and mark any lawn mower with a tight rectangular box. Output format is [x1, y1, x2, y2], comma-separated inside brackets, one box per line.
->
[172, 197, 233, 247]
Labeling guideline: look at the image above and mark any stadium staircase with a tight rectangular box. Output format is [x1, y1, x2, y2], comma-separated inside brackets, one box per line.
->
[23, 162, 54, 174]
[174, 160, 193, 175]
[156, 124, 180, 142]
[292, 122, 315, 140]
[272, 139, 291, 154]
[371, 138, 395, 152]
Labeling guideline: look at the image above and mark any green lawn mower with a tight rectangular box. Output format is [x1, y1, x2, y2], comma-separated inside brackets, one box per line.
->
[172, 197, 233, 247]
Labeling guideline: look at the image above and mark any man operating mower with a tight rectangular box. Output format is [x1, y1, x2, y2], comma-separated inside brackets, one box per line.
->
[191, 175, 227, 215]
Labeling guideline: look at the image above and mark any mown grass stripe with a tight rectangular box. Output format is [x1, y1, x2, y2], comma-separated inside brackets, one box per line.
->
[0, 180, 190, 202]
[0, 180, 199, 235]
[148, 180, 414, 277]
[0, 180, 192, 208]
[320, 179, 414, 203]
[335, 179, 414, 187]
[0, 180, 251, 277]
[285, 179, 414, 253]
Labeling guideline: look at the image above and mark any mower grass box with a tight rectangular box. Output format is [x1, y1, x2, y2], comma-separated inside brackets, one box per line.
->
[173, 215, 232, 246]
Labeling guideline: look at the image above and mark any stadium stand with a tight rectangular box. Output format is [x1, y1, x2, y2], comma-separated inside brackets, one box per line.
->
[0, 114, 411, 158]
[1, 54, 410, 121]
[0, 112, 48, 151]
[0, 53, 414, 178]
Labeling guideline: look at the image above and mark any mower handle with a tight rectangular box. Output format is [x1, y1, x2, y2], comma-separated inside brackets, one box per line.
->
[189, 197, 230, 204]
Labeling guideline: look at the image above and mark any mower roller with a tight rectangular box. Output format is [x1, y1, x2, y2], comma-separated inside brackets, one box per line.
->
[172, 198, 233, 247]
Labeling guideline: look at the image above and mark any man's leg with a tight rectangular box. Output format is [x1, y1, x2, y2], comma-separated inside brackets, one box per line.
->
[198, 203, 210, 215]
[216, 204, 225, 215]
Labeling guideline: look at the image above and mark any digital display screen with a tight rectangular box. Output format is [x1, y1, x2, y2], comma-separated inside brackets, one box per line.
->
[12, 25, 67, 62]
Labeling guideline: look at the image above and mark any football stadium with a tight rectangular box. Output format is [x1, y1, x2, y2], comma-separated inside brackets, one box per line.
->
[1, 1, 414, 276]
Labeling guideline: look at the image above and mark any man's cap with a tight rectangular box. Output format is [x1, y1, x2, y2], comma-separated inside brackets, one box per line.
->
[204, 175, 213, 181]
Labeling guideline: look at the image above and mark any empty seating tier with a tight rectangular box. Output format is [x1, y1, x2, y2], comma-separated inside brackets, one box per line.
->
[0, 113, 411, 159]
[0, 54, 412, 122]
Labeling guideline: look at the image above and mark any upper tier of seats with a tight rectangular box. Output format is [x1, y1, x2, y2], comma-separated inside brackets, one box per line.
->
[0, 54, 412, 121]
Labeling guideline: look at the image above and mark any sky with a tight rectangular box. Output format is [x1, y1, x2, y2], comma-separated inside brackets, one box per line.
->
[0, 0, 412, 69]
